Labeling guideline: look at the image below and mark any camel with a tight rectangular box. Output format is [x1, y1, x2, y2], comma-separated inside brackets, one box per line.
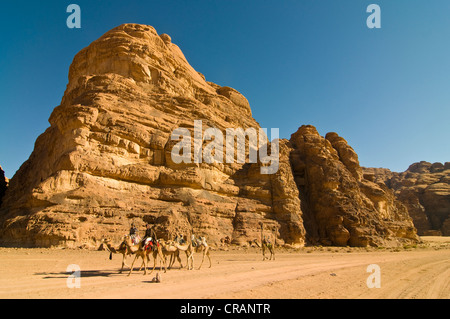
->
[102, 238, 133, 273]
[191, 234, 212, 270]
[146, 239, 169, 275]
[158, 239, 183, 269]
[260, 223, 275, 261]
[123, 235, 167, 276]
[171, 236, 195, 270]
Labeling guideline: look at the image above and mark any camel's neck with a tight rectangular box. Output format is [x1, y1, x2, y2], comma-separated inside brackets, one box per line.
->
[104, 242, 117, 253]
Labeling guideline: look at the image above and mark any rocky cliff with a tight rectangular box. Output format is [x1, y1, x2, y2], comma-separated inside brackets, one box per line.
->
[289, 126, 418, 247]
[0, 23, 418, 248]
[364, 161, 450, 236]
[0, 166, 7, 207]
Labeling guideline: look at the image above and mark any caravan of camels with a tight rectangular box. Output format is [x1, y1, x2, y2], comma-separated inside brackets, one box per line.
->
[102, 222, 275, 277]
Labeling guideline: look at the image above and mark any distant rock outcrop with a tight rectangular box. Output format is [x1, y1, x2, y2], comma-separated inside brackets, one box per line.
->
[364, 161, 450, 236]
[289, 126, 418, 247]
[0, 24, 419, 248]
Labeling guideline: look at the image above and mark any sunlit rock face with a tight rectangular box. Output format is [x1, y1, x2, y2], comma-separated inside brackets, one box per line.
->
[364, 161, 450, 236]
[0, 24, 305, 248]
[290, 125, 418, 247]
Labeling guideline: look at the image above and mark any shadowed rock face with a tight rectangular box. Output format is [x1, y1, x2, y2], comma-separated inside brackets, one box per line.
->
[289, 126, 418, 247]
[0, 24, 418, 248]
[0, 166, 7, 207]
[0, 24, 305, 248]
[364, 161, 450, 236]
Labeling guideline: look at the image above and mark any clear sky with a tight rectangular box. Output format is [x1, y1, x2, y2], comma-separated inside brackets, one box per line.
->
[1, 0, 449, 179]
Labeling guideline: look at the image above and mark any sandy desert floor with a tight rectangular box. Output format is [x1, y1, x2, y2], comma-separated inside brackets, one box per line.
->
[0, 236, 449, 299]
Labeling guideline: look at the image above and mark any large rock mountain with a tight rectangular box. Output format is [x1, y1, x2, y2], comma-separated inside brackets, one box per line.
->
[0, 24, 305, 248]
[0, 24, 418, 248]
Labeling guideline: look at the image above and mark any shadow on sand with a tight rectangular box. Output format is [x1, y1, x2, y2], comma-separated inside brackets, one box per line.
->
[35, 269, 118, 279]
[35, 266, 168, 279]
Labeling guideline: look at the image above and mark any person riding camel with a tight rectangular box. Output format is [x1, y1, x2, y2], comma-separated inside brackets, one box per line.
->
[129, 223, 140, 244]
[142, 224, 157, 251]
[191, 234, 202, 247]
[175, 233, 186, 244]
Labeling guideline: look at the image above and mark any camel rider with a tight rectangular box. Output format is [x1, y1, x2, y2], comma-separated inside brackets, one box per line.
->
[176, 233, 186, 244]
[129, 223, 137, 236]
[143, 224, 157, 250]
[129, 223, 139, 244]
[191, 234, 201, 247]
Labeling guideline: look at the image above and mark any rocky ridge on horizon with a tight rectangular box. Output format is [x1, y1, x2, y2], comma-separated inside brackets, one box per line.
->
[0, 23, 419, 248]
[364, 161, 450, 236]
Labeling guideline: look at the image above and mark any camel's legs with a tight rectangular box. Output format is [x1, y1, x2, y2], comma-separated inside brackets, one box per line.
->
[120, 253, 128, 273]
[149, 248, 167, 275]
[185, 250, 194, 270]
[149, 250, 158, 275]
[207, 250, 212, 268]
[128, 255, 139, 276]
[189, 251, 194, 270]
[198, 247, 211, 270]
[137, 254, 146, 274]
[142, 253, 148, 275]
[167, 255, 173, 270]
[175, 252, 183, 269]
[198, 249, 204, 270]
[138, 254, 150, 272]
[168, 253, 182, 269]
[159, 249, 167, 273]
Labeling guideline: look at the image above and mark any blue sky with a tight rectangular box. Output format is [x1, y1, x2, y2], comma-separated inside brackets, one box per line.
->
[1, 0, 449, 178]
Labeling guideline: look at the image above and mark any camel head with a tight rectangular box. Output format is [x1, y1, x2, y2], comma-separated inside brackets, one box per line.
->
[100, 238, 115, 259]
[101, 238, 115, 250]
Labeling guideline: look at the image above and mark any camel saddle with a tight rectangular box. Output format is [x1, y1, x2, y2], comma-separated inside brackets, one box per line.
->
[144, 238, 159, 251]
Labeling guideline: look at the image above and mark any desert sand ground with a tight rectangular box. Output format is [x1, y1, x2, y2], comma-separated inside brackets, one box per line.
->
[0, 236, 449, 299]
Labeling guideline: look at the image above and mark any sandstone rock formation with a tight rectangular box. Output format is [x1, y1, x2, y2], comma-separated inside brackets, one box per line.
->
[0, 166, 7, 207]
[364, 161, 450, 236]
[288, 126, 418, 247]
[0, 24, 305, 248]
[0, 23, 418, 248]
